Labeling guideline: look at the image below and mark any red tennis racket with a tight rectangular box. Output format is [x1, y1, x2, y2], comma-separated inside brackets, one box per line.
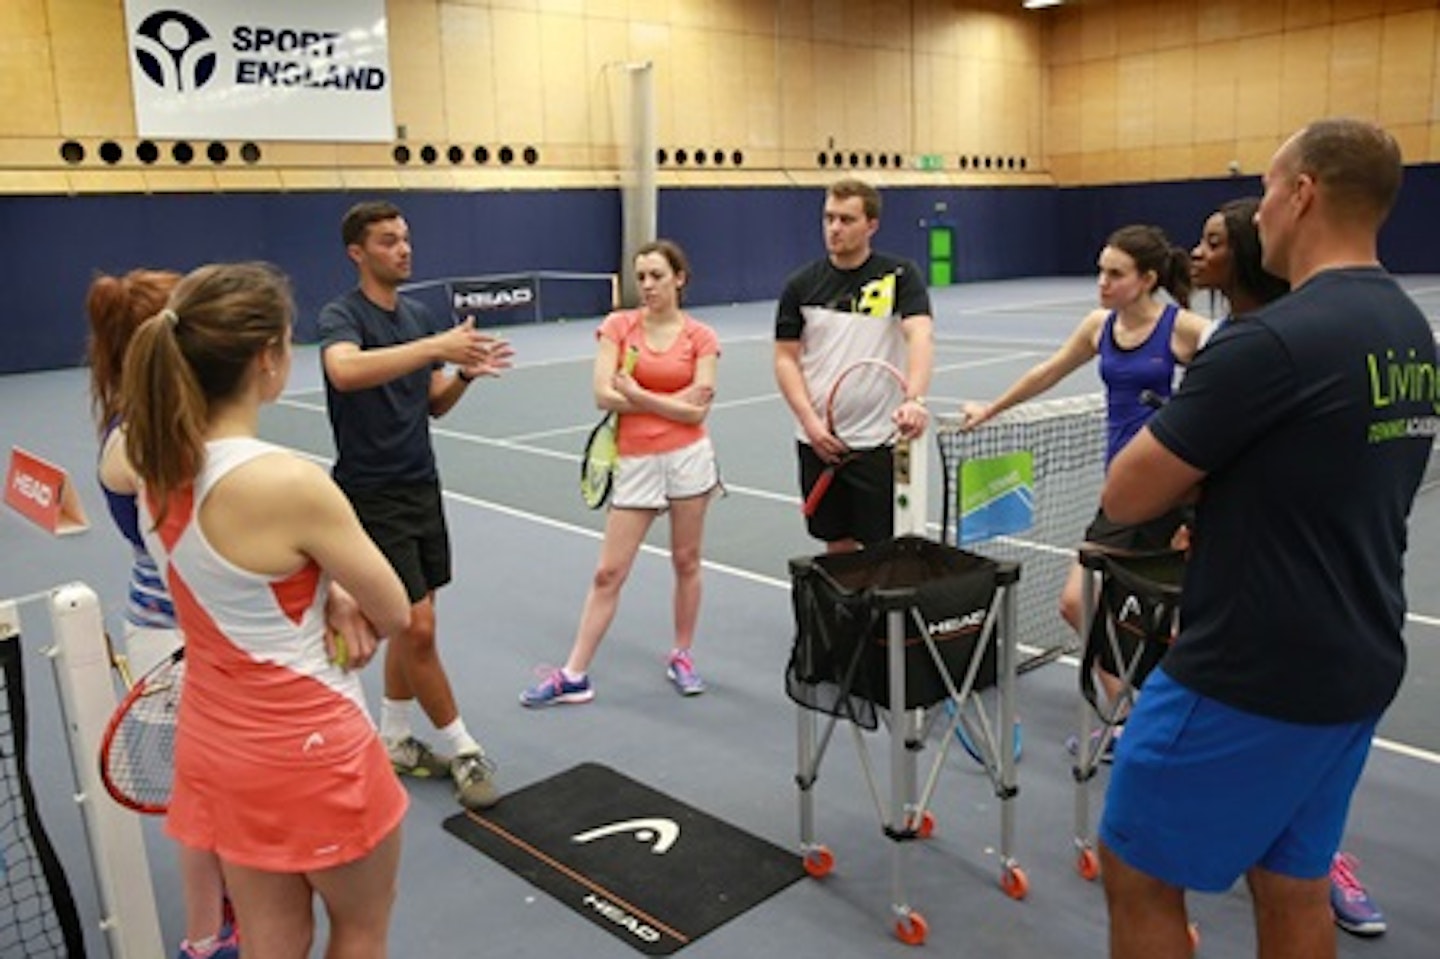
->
[98, 645, 184, 815]
[802, 358, 908, 517]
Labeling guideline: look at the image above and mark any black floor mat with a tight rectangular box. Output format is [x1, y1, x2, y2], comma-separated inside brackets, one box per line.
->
[443, 762, 805, 955]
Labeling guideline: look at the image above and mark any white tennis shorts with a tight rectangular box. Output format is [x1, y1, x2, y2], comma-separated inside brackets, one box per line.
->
[612, 437, 721, 510]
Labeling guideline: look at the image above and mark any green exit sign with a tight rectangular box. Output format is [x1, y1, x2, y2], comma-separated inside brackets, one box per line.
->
[917, 154, 944, 171]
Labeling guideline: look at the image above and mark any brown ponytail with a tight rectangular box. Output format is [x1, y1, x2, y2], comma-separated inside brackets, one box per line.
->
[121, 262, 293, 524]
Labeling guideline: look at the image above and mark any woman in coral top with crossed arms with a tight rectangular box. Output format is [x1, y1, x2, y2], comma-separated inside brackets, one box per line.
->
[522, 239, 722, 707]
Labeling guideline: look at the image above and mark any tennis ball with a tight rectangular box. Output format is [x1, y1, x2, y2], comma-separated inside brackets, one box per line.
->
[331, 631, 349, 669]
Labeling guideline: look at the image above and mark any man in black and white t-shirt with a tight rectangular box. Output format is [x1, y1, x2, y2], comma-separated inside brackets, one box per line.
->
[774, 178, 934, 552]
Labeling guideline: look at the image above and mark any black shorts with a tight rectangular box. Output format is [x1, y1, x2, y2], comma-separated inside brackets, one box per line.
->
[344, 479, 451, 604]
[1083, 505, 1187, 552]
[798, 441, 893, 547]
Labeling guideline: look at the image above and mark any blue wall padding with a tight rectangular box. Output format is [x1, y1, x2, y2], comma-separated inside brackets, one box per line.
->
[4, 165, 1436, 374]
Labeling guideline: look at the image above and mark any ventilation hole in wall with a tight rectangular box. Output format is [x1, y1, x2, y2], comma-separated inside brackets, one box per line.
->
[864, 152, 875, 168]
[393, 144, 411, 164]
[817, 152, 828, 167]
[100, 141, 123, 165]
[523, 146, 539, 165]
[207, 142, 228, 164]
[172, 141, 195, 165]
[959, 156, 969, 170]
[419, 145, 438, 165]
[656, 148, 669, 165]
[240, 142, 261, 164]
[847, 152, 859, 167]
[1019, 157, 1028, 170]
[447, 145, 464, 164]
[675, 149, 688, 165]
[832, 151, 844, 167]
[59, 141, 85, 164]
[712, 149, 725, 166]
[694, 149, 707, 165]
[473, 145, 489, 164]
[878, 154, 889, 168]
[971, 155, 981, 170]
[499, 145, 515, 165]
[137, 141, 159, 164]
[893, 153, 903, 168]
[731, 150, 744, 166]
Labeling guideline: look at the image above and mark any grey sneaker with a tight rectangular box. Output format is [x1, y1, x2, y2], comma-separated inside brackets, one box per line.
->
[386, 735, 450, 779]
[452, 751, 500, 810]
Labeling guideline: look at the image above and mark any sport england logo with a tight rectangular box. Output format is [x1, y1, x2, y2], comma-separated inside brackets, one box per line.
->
[133, 10, 218, 92]
[571, 817, 680, 855]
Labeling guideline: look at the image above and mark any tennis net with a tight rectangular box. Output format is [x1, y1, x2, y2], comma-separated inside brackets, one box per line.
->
[935, 394, 1107, 672]
[0, 628, 87, 957]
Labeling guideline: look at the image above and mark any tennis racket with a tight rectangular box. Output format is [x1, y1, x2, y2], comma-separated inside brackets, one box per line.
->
[802, 358, 908, 518]
[98, 645, 184, 815]
[579, 345, 640, 509]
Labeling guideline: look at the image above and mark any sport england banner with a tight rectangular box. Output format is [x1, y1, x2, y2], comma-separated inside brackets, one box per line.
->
[958, 451, 1034, 545]
[124, 0, 393, 141]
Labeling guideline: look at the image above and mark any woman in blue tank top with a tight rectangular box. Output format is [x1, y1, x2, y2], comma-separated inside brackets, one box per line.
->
[88, 270, 238, 959]
[961, 225, 1209, 715]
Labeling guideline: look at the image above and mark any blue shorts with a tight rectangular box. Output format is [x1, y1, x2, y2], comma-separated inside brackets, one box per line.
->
[1099, 667, 1376, 892]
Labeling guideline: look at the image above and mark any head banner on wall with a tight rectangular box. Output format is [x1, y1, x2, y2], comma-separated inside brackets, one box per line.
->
[123, 0, 393, 141]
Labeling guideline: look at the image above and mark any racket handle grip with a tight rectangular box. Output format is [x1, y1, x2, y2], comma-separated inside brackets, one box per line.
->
[802, 471, 833, 518]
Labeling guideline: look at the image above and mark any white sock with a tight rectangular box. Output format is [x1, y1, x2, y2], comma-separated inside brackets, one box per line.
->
[561, 667, 586, 682]
[437, 717, 481, 758]
[380, 698, 413, 744]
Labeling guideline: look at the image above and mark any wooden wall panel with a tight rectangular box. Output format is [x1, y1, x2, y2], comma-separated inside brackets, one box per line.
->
[1233, 35, 1281, 141]
[873, 48, 910, 152]
[926, 54, 960, 153]
[538, 12, 591, 146]
[776, 36, 815, 152]
[1078, 60, 1118, 154]
[1333, 0, 1387, 22]
[436, 5, 495, 141]
[1378, 10, 1436, 127]
[1116, 53, 1156, 150]
[22, 0, 1440, 192]
[1328, 17, 1381, 118]
[706, 30, 749, 149]
[50, 0, 130, 134]
[1191, 42, 1238, 145]
[742, 33, 780, 149]
[392, 0, 448, 140]
[669, 26, 710, 144]
[1, 1, 58, 136]
[1152, 47, 1196, 147]
[1279, 27, 1331, 134]
[1285, 1, 1333, 31]
[492, 7, 545, 142]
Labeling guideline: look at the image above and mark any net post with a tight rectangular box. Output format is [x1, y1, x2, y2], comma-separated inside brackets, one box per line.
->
[893, 431, 930, 538]
[48, 583, 165, 959]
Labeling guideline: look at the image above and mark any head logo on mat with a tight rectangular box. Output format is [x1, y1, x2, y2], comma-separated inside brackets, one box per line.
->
[572, 818, 681, 855]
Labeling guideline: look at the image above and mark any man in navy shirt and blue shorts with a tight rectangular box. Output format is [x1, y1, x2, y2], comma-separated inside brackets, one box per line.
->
[1098, 119, 1436, 958]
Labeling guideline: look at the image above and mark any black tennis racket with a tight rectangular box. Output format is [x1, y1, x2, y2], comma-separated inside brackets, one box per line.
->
[802, 358, 908, 518]
[98, 645, 184, 815]
[579, 345, 639, 509]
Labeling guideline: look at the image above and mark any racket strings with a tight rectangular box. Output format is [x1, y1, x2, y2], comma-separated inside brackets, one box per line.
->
[102, 659, 183, 812]
[829, 361, 907, 449]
